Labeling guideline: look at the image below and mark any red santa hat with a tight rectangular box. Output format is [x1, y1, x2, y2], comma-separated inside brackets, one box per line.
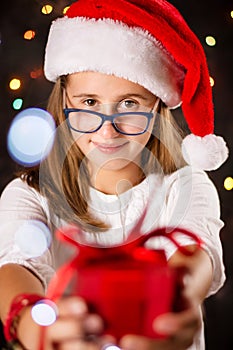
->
[44, 0, 228, 171]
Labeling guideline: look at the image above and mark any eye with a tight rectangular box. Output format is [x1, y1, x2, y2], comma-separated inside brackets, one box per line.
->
[118, 100, 138, 112]
[84, 99, 97, 107]
[124, 100, 137, 108]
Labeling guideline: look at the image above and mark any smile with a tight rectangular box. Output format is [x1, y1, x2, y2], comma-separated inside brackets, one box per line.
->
[92, 141, 129, 154]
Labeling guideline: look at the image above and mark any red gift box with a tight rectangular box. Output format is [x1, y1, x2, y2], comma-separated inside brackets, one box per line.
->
[75, 249, 178, 339]
[46, 225, 202, 341]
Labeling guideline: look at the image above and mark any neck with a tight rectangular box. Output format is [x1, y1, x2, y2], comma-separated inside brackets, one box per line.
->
[90, 163, 144, 195]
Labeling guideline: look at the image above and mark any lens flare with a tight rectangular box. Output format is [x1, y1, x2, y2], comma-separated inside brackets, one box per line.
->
[12, 98, 23, 110]
[63, 6, 70, 14]
[205, 36, 216, 46]
[24, 30, 36, 40]
[41, 5, 53, 15]
[224, 177, 233, 191]
[31, 300, 57, 326]
[14, 220, 52, 258]
[7, 108, 55, 166]
[210, 77, 215, 87]
[9, 78, 21, 90]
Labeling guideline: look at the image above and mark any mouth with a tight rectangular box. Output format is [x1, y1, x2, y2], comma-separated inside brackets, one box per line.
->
[92, 141, 129, 154]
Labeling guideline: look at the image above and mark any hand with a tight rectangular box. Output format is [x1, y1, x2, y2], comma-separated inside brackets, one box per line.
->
[43, 296, 118, 350]
[119, 304, 201, 350]
[18, 296, 116, 350]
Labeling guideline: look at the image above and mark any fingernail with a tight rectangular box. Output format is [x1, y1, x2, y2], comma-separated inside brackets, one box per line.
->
[67, 299, 87, 314]
[84, 314, 104, 333]
[119, 336, 137, 350]
[153, 318, 177, 334]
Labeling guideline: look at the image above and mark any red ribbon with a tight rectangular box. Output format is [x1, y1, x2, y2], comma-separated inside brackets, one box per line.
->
[39, 210, 202, 350]
[46, 225, 202, 301]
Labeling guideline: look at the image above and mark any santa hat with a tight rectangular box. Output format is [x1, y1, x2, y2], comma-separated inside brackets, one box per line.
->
[44, 0, 228, 171]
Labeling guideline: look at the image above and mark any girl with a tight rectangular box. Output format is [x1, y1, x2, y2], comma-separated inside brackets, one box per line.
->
[0, 0, 228, 349]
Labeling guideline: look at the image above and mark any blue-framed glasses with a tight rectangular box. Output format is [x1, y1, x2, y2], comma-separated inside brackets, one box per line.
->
[64, 108, 155, 136]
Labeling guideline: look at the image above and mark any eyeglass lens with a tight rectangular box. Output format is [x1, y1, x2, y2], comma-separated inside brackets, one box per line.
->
[68, 110, 150, 134]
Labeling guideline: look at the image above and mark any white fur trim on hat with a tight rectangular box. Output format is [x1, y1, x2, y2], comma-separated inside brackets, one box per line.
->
[44, 17, 185, 108]
[182, 134, 229, 171]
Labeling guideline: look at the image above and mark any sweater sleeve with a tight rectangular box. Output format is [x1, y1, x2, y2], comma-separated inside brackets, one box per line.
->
[0, 178, 56, 290]
[166, 166, 225, 296]
[147, 166, 225, 296]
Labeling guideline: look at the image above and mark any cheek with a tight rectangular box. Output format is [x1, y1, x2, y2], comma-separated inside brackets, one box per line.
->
[133, 130, 152, 148]
[72, 132, 91, 154]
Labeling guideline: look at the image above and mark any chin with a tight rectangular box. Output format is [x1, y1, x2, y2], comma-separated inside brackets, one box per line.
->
[94, 158, 133, 171]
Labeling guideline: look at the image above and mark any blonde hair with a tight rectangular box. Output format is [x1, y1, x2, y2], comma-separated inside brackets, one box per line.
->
[21, 76, 186, 231]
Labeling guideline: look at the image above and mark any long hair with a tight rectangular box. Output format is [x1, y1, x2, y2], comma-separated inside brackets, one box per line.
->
[20, 76, 186, 231]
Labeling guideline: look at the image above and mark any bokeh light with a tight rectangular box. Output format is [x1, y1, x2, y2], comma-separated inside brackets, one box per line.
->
[31, 300, 58, 326]
[41, 5, 53, 15]
[63, 6, 70, 14]
[30, 68, 43, 79]
[224, 177, 233, 191]
[12, 98, 23, 110]
[7, 108, 56, 166]
[9, 78, 21, 91]
[14, 220, 52, 258]
[205, 36, 216, 46]
[103, 346, 121, 350]
[231, 10, 233, 18]
[24, 30, 36, 40]
[210, 77, 215, 87]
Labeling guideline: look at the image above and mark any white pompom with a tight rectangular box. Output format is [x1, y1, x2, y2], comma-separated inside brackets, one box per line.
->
[181, 134, 229, 171]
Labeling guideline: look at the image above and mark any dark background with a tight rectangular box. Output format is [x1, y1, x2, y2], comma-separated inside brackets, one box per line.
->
[0, 0, 232, 348]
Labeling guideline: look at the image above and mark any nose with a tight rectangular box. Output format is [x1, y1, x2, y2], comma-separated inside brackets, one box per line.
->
[96, 120, 119, 139]
[101, 104, 114, 115]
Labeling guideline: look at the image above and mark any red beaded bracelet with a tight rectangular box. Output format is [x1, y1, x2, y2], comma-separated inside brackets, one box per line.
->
[4, 293, 44, 343]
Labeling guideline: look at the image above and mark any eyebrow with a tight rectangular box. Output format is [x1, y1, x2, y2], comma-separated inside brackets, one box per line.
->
[69, 93, 150, 101]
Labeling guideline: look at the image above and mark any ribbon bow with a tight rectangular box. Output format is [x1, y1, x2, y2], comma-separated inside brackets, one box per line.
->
[47, 225, 202, 301]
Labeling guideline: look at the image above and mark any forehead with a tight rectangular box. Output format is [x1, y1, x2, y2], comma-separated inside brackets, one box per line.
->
[66, 72, 155, 99]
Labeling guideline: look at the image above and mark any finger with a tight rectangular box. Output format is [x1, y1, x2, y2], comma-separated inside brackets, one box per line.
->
[56, 296, 88, 316]
[55, 334, 117, 350]
[119, 308, 201, 350]
[55, 339, 99, 350]
[153, 307, 200, 336]
[83, 314, 105, 334]
[45, 313, 104, 340]
[45, 317, 85, 343]
[119, 334, 167, 350]
[56, 296, 105, 334]
[167, 308, 201, 349]
[119, 333, 193, 350]
[119, 331, 196, 350]
[42, 314, 105, 349]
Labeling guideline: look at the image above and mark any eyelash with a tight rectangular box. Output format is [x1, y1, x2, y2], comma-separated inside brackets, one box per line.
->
[84, 99, 96, 106]
[81, 98, 140, 110]
[122, 100, 137, 107]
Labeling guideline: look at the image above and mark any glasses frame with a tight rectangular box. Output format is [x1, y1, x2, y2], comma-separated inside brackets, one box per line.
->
[64, 108, 156, 136]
